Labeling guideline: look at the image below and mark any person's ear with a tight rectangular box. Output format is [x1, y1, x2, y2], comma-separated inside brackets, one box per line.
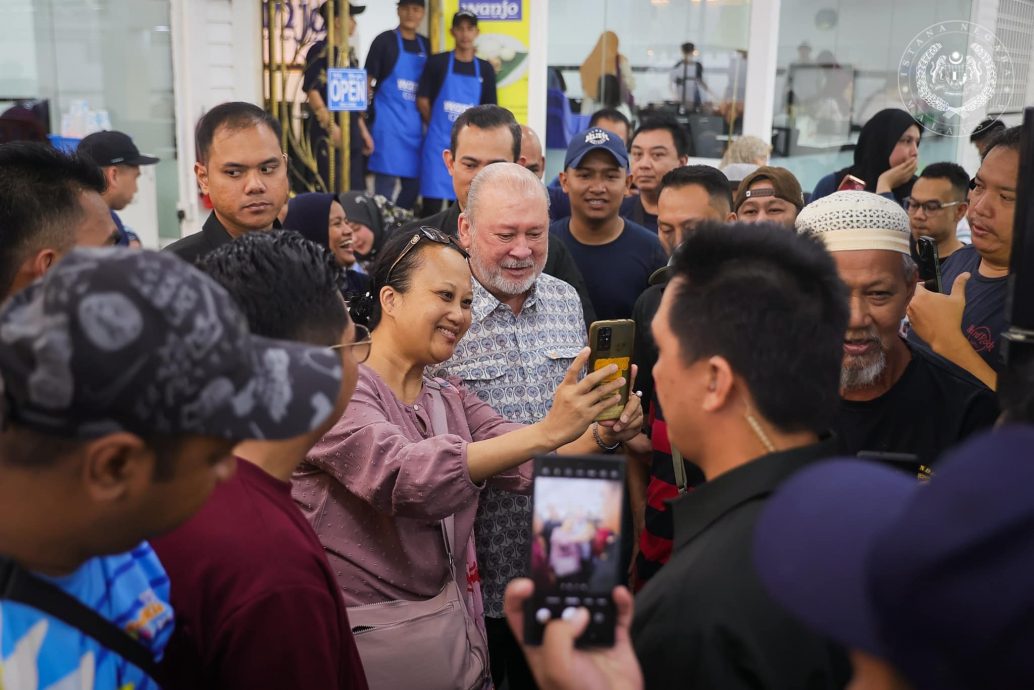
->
[80, 432, 152, 504]
[443, 149, 456, 178]
[725, 211, 737, 222]
[701, 356, 735, 413]
[558, 170, 569, 194]
[679, 155, 690, 166]
[625, 173, 633, 194]
[955, 202, 969, 224]
[194, 161, 210, 195]
[457, 212, 474, 250]
[379, 284, 399, 318]
[105, 165, 119, 189]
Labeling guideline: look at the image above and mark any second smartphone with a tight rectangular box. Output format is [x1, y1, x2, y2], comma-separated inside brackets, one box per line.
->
[587, 319, 635, 422]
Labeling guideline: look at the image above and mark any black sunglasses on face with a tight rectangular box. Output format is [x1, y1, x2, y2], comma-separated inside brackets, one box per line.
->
[385, 226, 469, 284]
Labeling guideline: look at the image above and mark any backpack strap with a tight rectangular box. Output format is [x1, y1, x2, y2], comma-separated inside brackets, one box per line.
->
[0, 555, 160, 678]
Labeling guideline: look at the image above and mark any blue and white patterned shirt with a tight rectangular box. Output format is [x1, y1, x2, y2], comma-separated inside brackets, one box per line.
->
[436, 273, 586, 617]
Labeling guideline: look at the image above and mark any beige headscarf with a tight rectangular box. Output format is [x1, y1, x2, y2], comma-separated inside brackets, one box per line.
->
[580, 31, 620, 102]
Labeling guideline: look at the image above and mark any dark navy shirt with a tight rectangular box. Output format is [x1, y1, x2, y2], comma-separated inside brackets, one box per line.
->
[907, 245, 1008, 372]
[549, 218, 666, 321]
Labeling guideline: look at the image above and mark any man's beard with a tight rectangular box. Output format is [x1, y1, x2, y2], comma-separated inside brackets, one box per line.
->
[840, 326, 889, 391]
[469, 243, 542, 297]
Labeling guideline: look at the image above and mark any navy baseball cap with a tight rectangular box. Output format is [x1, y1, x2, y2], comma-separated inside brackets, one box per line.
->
[564, 127, 629, 170]
[753, 426, 1034, 690]
[78, 130, 159, 167]
[0, 248, 344, 441]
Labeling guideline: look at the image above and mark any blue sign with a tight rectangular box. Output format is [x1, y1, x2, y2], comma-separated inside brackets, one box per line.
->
[327, 68, 368, 112]
[459, 1, 522, 21]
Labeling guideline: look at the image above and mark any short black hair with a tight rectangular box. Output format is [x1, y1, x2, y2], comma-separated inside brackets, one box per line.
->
[919, 162, 971, 200]
[632, 116, 690, 159]
[449, 104, 521, 161]
[660, 165, 733, 214]
[589, 108, 631, 134]
[970, 118, 1006, 143]
[361, 228, 468, 330]
[195, 101, 283, 164]
[0, 142, 106, 298]
[0, 424, 190, 481]
[982, 125, 1022, 159]
[667, 222, 848, 432]
[196, 230, 348, 346]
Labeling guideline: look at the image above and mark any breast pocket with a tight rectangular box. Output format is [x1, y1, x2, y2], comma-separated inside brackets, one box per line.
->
[542, 345, 585, 378]
[444, 355, 509, 384]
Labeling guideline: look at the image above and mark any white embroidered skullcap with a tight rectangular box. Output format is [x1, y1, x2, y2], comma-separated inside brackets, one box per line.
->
[795, 191, 911, 255]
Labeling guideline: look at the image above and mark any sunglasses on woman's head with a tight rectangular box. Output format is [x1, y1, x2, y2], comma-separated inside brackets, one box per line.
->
[385, 226, 469, 284]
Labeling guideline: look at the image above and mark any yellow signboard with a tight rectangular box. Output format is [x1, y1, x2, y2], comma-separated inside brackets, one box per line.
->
[441, 0, 530, 123]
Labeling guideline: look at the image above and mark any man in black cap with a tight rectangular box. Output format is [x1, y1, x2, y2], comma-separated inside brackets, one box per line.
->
[416, 9, 497, 215]
[0, 247, 345, 686]
[78, 129, 159, 247]
[365, 0, 429, 210]
[304, 2, 373, 193]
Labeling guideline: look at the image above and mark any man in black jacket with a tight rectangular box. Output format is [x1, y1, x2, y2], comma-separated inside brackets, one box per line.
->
[504, 223, 853, 689]
[165, 102, 288, 264]
[401, 104, 596, 326]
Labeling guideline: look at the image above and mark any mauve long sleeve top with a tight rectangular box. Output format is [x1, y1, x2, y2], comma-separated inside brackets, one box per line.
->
[292, 364, 532, 606]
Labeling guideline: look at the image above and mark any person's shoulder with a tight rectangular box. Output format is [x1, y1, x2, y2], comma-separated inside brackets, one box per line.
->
[634, 282, 665, 313]
[402, 207, 453, 236]
[910, 346, 995, 394]
[163, 231, 205, 260]
[622, 219, 663, 245]
[477, 57, 496, 76]
[941, 243, 981, 275]
[371, 29, 395, 45]
[536, 272, 582, 305]
[548, 217, 571, 235]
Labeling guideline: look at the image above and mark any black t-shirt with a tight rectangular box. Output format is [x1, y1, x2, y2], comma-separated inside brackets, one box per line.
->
[907, 244, 1007, 372]
[364, 30, 428, 89]
[549, 218, 666, 321]
[303, 40, 362, 143]
[417, 52, 497, 106]
[834, 343, 999, 471]
[620, 195, 658, 232]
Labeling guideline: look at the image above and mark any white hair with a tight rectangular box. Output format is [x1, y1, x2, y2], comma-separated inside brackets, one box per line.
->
[465, 162, 550, 232]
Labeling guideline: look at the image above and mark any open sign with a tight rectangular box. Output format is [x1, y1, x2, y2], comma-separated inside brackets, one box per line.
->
[327, 68, 368, 112]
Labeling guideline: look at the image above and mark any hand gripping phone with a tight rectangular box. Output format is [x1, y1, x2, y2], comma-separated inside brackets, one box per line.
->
[587, 319, 635, 422]
[524, 455, 626, 648]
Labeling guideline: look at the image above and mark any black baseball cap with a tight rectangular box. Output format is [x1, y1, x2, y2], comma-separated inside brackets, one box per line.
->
[0, 248, 344, 441]
[398, 0, 425, 6]
[754, 427, 1034, 690]
[564, 127, 629, 170]
[78, 130, 159, 167]
[453, 10, 478, 27]
[319, 2, 365, 21]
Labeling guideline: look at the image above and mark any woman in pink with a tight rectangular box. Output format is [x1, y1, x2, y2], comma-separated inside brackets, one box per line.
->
[293, 227, 642, 690]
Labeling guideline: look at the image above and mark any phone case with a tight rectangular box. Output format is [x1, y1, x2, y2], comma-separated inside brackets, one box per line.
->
[587, 320, 635, 422]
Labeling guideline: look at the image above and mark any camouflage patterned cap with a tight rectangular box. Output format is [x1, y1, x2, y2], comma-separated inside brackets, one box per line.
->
[0, 247, 343, 440]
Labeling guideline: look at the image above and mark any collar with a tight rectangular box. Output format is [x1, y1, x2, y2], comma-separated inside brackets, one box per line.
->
[471, 276, 539, 323]
[671, 435, 839, 551]
[202, 212, 282, 245]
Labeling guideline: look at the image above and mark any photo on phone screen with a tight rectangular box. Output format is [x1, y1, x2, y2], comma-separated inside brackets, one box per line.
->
[524, 456, 625, 648]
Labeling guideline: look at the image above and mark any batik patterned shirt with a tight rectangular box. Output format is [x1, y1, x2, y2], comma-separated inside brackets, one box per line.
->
[435, 273, 586, 617]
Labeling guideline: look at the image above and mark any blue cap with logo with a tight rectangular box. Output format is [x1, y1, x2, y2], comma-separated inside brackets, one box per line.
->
[564, 127, 629, 170]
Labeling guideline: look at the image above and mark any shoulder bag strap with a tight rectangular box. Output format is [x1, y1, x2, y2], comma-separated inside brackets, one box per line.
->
[0, 555, 160, 678]
[425, 382, 461, 567]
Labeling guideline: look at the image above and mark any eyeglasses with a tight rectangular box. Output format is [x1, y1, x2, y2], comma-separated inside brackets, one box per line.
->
[385, 226, 469, 284]
[331, 323, 372, 363]
[904, 198, 963, 214]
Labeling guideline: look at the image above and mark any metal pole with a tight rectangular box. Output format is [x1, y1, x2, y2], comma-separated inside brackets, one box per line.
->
[326, 0, 337, 194]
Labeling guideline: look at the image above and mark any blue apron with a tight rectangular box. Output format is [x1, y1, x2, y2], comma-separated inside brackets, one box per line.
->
[369, 31, 427, 178]
[419, 53, 482, 199]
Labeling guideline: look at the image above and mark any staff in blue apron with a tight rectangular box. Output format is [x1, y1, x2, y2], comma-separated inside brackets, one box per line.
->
[367, 0, 427, 210]
[417, 10, 496, 215]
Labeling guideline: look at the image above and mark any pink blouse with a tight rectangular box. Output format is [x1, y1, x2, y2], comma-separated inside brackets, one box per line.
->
[292, 364, 532, 606]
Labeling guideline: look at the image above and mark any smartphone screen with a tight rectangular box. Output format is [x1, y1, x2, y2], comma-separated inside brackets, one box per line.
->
[837, 174, 866, 192]
[524, 455, 626, 647]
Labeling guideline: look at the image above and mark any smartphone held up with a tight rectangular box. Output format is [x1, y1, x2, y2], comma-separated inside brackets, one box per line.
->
[587, 320, 635, 422]
[524, 455, 626, 648]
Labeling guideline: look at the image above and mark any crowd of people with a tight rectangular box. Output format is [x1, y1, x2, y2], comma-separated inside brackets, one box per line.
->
[0, 5, 1032, 687]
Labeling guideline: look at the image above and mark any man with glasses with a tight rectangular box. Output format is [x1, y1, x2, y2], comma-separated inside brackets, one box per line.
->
[906, 163, 969, 262]
[796, 192, 998, 472]
[153, 231, 371, 689]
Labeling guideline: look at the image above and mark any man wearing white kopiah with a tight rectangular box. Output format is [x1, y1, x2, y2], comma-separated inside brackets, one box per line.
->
[795, 191, 998, 472]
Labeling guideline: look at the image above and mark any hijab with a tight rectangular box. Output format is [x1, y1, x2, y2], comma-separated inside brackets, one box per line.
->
[835, 108, 920, 203]
[283, 192, 369, 298]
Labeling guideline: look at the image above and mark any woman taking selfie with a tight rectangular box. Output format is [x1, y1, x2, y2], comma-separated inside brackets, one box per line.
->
[293, 227, 642, 690]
